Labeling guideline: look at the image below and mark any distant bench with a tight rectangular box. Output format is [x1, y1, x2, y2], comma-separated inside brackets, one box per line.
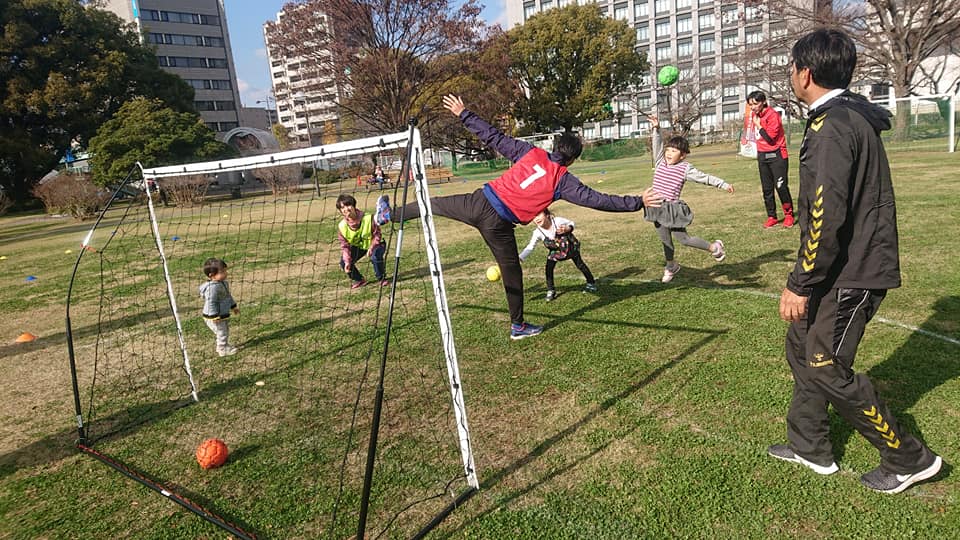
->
[364, 167, 455, 190]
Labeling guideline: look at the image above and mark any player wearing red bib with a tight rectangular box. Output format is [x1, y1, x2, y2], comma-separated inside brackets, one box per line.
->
[384, 95, 662, 340]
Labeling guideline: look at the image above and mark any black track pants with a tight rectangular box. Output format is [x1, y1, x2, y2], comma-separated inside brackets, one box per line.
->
[758, 153, 792, 217]
[784, 287, 936, 473]
[398, 190, 525, 325]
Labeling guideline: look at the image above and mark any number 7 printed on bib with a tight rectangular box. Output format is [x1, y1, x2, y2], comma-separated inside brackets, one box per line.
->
[519, 165, 546, 189]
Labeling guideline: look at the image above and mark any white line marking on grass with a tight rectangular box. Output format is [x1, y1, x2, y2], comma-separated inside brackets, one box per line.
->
[620, 279, 960, 347]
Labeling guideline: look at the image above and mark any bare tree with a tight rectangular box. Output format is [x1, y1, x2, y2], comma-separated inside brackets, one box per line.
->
[265, 0, 508, 144]
[850, 0, 960, 101]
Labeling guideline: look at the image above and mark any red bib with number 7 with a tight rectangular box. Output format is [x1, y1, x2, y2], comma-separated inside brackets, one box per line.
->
[487, 148, 568, 224]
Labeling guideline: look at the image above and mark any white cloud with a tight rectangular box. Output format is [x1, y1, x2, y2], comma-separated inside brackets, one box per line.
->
[254, 47, 267, 59]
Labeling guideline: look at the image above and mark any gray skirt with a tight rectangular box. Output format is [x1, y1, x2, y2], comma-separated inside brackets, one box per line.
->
[643, 200, 694, 228]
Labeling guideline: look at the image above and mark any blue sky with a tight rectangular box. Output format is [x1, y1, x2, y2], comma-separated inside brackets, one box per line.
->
[222, 0, 507, 107]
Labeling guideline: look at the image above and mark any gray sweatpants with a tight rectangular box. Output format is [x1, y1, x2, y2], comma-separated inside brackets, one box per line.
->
[204, 318, 230, 352]
[655, 223, 711, 262]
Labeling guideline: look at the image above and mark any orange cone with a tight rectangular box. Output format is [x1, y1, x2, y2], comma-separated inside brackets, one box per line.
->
[15, 332, 37, 343]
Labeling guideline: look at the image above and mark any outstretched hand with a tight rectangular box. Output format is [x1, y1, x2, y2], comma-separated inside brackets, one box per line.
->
[442, 94, 465, 116]
[646, 114, 660, 129]
[642, 187, 664, 208]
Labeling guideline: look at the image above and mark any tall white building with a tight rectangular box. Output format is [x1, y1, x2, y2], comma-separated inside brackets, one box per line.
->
[505, 0, 818, 139]
[263, 5, 342, 146]
[101, 0, 243, 137]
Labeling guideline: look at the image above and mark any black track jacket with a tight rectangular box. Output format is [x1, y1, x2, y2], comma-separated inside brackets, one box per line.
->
[786, 91, 900, 296]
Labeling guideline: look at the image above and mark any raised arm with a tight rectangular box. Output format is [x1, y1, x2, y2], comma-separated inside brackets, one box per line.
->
[443, 94, 533, 163]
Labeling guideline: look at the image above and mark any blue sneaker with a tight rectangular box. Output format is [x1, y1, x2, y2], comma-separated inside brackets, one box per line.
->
[375, 195, 391, 225]
[510, 322, 543, 341]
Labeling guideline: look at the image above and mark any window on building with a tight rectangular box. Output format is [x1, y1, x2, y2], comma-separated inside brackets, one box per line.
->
[656, 43, 672, 62]
[723, 84, 739, 101]
[209, 80, 232, 90]
[722, 60, 739, 75]
[614, 3, 629, 20]
[272, 60, 283, 67]
[770, 52, 788, 67]
[677, 39, 693, 58]
[700, 87, 717, 102]
[770, 23, 787, 39]
[655, 18, 671, 38]
[542, 0, 553, 8]
[744, 4, 761, 21]
[601, 124, 614, 139]
[676, 0, 691, 9]
[195, 101, 216, 111]
[207, 58, 228, 69]
[583, 126, 596, 140]
[722, 32, 738, 51]
[721, 6, 738, 26]
[524, 2, 537, 19]
[679, 64, 693, 80]
[698, 12, 714, 30]
[619, 123, 633, 138]
[654, 0, 670, 14]
[636, 25, 649, 42]
[677, 15, 692, 33]
[215, 101, 236, 111]
[722, 109, 740, 123]
[634, 1, 648, 18]
[700, 112, 717, 130]
[699, 36, 715, 54]
[700, 62, 716, 78]
[637, 94, 653, 110]
[745, 28, 762, 45]
[218, 121, 238, 131]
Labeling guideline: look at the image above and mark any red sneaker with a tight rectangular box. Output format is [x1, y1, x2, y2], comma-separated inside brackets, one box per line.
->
[351, 279, 367, 289]
[763, 216, 779, 228]
[783, 214, 795, 228]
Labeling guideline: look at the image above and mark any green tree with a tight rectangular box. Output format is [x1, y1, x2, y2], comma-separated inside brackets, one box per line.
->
[87, 98, 233, 186]
[0, 0, 194, 203]
[507, 4, 648, 132]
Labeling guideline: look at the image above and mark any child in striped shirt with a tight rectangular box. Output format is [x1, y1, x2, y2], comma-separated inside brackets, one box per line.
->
[645, 115, 735, 283]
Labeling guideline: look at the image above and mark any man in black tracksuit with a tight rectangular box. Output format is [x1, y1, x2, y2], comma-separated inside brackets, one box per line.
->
[769, 28, 942, 494]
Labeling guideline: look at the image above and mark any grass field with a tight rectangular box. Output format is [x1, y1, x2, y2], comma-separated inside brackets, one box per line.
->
[1, 140, 959, 539]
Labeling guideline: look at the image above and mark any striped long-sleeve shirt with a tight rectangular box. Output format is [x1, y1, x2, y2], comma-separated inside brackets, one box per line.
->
[651, 127, 730, 201]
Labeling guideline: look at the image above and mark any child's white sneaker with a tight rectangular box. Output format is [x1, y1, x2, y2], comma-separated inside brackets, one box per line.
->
[218, 345, 238, 357]
[661, 263, 680, 283]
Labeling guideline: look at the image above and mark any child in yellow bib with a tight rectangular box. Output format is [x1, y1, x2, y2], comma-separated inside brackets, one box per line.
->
[336, 194, 387, 289]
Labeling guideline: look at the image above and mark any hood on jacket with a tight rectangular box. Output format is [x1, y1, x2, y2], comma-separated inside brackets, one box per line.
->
[199, 280, 217, 296]
[833, 91, 892, 134]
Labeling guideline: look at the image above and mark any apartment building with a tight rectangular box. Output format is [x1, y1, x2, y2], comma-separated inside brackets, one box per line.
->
[263, 5, 342, 147]
[101, 0, 243, 137]
[505, 0, 818, 139]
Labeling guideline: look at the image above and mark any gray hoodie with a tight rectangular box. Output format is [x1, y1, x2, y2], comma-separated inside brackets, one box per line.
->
[199, 280, 236, 320]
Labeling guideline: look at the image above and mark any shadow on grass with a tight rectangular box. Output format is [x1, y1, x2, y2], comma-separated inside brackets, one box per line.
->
[658, 248, 795, 288]
[831, 295, 960, 471]
[445, 331, 724, 534]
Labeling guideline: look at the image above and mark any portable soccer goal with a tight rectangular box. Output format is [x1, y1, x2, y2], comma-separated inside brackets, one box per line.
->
[65, 124, 479, 539]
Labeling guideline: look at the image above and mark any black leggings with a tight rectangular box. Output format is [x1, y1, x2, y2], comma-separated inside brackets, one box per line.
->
[758, 153, 792, 217]
[545, 252, 594, 290]
[398, 189, 526, 325]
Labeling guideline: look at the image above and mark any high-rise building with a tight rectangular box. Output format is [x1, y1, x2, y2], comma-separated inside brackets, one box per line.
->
[505, 0, 818, 139]
[263, 5, 342, 147]
[101, 0, 243, 137]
